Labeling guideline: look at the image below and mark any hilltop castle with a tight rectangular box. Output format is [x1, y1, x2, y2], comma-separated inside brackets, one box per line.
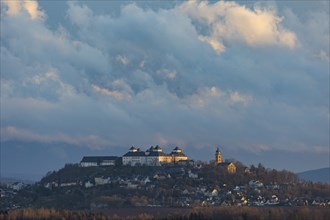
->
[122, 145, 188, 166]
[80, 146, 235, 173]
[80, 145, 188, 167]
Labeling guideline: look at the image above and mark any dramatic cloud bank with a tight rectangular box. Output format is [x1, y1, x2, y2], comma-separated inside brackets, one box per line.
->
[1, 0, 329, 174]
[180, 1, 297, 53]
[4, 0, 45, 19]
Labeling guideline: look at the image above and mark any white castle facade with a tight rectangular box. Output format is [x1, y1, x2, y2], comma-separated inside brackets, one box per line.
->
[122, 145, 188, 166]
[80, 146, 236, 173]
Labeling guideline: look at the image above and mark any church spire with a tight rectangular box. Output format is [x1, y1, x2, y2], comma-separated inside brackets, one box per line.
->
[215, 147, 222, 164]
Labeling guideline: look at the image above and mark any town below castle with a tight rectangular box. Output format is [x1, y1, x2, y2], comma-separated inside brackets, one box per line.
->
[80, 146, 237, 173]
[1, 145, 329, 213]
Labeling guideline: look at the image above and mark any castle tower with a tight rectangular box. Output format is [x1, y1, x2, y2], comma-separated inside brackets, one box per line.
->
[215, 147, 222, 164]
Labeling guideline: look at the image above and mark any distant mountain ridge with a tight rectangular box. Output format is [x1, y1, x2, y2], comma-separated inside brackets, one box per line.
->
[297, 167, 330, 184]
[1, 172, 42, 183]
[0, 177, 36, 184]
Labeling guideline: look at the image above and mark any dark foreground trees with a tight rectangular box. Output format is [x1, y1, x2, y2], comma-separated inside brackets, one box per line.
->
[1, 207, 329, 220]
[173, 207, 330, 220]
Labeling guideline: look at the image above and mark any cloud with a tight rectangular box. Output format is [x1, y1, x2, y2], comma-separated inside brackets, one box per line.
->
[229, 91, 252, 106]
[3, 1, 21, 16]
[92, 84, 121, 98]
[2, 0, 44, 19]
[180, 0, 297, 52]
[157, 69, 177, 80]
[92, 81, 132, 101]
[66, 1, 93, 27]
[185, 86, 252, 108]
[245, 142, 329, 154]
[282, 5, 329, 61]
[23, 0, 44, 19]
[116, 55, 129, 65]
[1, 126, 111, 149]
[198, 36, 225, 54]
[0, 0, 328, 172]
[316, 50, 330, 62]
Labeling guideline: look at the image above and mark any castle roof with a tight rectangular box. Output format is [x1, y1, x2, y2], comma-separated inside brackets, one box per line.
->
[217, 162, 234, 167]
[152, 145, 163, 153]
[146, 146, 154, 152]
[123, 146, 188, 158]
[123, 151, 146, 157]
[170, 152, 187, 157]
[148, 151, 168, 157]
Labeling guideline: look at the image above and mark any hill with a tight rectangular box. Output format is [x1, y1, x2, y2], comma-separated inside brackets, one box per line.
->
[297, 167, 330, 184]
[2, 162, 329, 211]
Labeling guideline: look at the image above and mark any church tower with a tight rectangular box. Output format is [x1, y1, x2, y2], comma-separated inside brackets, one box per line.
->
[215, 147, 222, 164]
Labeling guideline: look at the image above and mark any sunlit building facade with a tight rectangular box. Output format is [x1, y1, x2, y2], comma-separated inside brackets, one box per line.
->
[122, 145, 188, 166]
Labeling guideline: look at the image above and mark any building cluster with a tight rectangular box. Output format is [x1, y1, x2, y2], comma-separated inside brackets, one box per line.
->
[123, 146, 188, 166]
[215, 147, 237, 174]
[43, 151, 239, 192]
[80, 146, 238, 174]
[3, 166, 330, 210]
[38, 169, 329, 208]
[81, 145, 188, 167]
[2, 146, 329, 210]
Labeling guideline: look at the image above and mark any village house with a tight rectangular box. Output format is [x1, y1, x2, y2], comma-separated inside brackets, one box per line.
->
[215, 148, 237, 174]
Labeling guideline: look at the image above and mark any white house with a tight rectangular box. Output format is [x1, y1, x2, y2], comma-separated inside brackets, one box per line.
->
[94, 177, 111, 186]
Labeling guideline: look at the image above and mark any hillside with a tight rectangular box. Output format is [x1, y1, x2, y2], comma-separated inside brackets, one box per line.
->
[1, 162, 329, 211]
[297, 167, 330, 184]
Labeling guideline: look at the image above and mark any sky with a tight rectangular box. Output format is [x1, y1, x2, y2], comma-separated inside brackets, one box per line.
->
[1, 0, 329, 180]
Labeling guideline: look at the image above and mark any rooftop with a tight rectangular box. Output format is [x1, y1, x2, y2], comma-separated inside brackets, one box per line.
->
[81, 156, 119, 163]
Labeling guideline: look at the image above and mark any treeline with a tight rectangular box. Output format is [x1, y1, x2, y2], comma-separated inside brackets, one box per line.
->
[166, 207, 330, 220]
[200, 162, 299, 186]
[40, 164, 167, 185]
[0, 208, 109, 220]
[42, 161, 299, 187]
[1, 207, 329, 220]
